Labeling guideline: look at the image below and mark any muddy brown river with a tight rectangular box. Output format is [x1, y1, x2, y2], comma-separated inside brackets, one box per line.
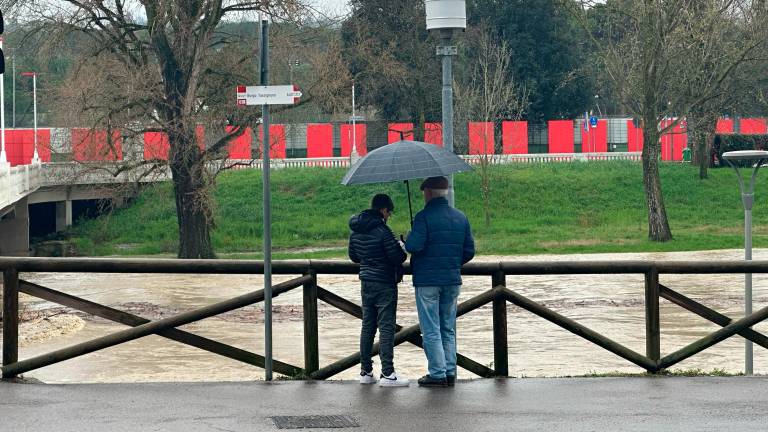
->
[4, 250, 768, 383]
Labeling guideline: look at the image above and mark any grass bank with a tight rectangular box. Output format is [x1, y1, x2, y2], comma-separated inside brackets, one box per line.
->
[67, 161, 768, 257]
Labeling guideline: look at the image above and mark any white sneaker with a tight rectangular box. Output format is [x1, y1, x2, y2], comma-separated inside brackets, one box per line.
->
[379, 372, 409, 387]
[359, 370, 376, 384]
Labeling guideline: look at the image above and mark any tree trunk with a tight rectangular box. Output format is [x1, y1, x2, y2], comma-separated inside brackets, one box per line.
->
[641, 128, 673, 242]
[170, 132, 215, 259]
[699, 131, 715, 180]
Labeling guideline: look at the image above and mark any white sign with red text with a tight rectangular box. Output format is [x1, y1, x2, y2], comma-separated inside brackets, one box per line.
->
[236, 85, 302, 106]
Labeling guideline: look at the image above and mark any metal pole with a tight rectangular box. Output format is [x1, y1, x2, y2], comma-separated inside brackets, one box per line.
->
[744, 204, 753, 375]
[260, 18, 273, 381]
[0, 38, 6, 164]
[32, 74, 38, 161]
[351, 83, 357, 160]
[11, 53, 15, 128]
[440, 29, 456, 207]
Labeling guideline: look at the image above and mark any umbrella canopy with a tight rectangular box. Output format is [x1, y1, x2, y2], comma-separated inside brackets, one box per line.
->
[340, 140, 473, 185]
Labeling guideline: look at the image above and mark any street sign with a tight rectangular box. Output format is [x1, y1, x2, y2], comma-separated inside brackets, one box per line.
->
[589, 116, 598, 128]
[349, 115, 365, 122]
[236, 85, 302, 106]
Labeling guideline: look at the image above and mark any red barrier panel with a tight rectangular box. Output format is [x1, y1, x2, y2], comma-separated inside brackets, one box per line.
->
[468, 122, 495, 155]
[341, 124, 367, 157]
[224, 126, 253, 159]
[259, 124, 286, 159]
[502, 121, 527, 154]
[307, 124, 333, 158]
[659, 119, 673, 161]
[5, 129, 52, 166]
[672, 122, 687, 161]
[627, 120, 644, 152]
[72, 128, 123, 161]
[144, 132, 170, 160]
[388, 123, 414, 143]
[424, 122, 442, 146]
[196, 125, 206, 151]
[580, 120, 608, 153]
[548, 120, 574, 153]
[716, 118, 734, 134]
[740, 118, 767, 135]
[659, 119, 687, 161]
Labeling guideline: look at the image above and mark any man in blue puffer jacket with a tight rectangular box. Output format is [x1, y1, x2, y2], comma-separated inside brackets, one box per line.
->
[405, 176, 475, 387]
[349, 194, 409, 387]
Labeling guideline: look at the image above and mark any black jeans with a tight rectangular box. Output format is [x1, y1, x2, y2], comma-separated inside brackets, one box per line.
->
[360, 281, 398, 376]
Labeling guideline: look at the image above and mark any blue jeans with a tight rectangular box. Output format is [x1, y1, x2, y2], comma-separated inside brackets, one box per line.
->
[414, 285, 460, 379]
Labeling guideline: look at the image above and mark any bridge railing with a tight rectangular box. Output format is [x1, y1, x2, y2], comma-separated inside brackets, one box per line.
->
[2, 258, 768, 380]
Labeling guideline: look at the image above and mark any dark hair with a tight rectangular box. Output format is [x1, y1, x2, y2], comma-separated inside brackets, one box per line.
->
[371, 194, 394, 212]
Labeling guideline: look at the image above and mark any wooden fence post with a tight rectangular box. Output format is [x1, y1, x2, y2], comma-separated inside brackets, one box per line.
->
[492, 271, 509, 377]
[645, 267, 661, 366]
[303, 270, 319, 376]
[3, 268, 19, 379]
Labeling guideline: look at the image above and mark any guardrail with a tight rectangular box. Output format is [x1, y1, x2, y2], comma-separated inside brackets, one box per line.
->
[2, 258, 767, 380]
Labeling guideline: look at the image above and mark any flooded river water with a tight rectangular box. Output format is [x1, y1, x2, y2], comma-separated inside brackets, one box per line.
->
[5, 250, 768, 383]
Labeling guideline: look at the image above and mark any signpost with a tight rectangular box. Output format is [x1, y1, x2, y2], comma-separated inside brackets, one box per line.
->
[237, 20, 301, 381]
[236, 85, 302, 106]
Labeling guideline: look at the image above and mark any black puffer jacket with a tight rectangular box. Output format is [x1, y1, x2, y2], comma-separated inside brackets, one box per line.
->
[348, 209, 407, 284]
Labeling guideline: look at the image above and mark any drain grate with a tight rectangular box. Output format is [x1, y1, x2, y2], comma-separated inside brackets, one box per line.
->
[272, 415, 360, 429]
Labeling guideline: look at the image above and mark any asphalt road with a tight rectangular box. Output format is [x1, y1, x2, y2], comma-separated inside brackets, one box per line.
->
[1, 377, 766, 431]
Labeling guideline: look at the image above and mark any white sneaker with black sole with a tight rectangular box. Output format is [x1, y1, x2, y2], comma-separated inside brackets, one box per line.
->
[359, 370, 376, 384]
[379, 372, 409, 387]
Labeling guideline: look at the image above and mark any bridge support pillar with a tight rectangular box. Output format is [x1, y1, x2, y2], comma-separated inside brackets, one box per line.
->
[55, 200, 73, 232]
[0, 197, 30, 256]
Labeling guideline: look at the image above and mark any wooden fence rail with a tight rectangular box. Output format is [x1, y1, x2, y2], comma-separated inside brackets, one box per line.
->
[3, 257, 768, 380]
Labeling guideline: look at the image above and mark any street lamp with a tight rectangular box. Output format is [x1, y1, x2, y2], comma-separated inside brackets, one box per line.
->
[426, 0, 465, 207]
[21, 71, 39, 163]
[723, 149, 768, 376]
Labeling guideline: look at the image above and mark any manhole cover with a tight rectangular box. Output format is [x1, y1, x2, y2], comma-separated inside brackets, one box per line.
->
[272, 415, 360, 429]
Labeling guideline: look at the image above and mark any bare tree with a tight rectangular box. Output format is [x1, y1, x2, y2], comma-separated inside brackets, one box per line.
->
[568, 0, 768, 241]
[456, 27, 528, 227]
[19, 0, 346, 258]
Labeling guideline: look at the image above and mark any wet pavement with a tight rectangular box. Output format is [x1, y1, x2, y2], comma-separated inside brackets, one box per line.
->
[2, 377, 767, 431]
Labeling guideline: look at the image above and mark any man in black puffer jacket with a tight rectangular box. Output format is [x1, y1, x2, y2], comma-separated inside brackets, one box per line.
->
[349, 194, 409, 387]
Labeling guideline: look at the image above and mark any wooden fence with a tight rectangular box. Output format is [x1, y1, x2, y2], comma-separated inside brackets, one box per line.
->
[3, 258, 768, 380]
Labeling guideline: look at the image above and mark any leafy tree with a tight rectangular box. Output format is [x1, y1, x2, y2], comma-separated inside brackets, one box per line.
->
[340, 0, 441, 138]
[468, 0, 594, 121]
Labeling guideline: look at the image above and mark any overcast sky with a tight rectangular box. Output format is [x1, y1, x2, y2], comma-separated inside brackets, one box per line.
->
[312, 0, 351, 16]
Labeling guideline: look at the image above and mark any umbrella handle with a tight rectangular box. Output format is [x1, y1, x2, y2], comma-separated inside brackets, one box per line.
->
[405, 180, 414, 228]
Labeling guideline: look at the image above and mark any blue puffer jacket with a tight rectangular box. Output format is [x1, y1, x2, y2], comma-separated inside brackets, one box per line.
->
[405, 197, 475, 287]
[348, 209, 407, 284]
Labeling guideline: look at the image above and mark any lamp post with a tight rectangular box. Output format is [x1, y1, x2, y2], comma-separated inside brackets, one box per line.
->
[21, 71, 39, 163]
[723, 149, 768, 376]
[426, 0, 465, 207]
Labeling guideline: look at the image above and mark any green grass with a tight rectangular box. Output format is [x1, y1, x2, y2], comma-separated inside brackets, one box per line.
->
[66, 161, 768, 257]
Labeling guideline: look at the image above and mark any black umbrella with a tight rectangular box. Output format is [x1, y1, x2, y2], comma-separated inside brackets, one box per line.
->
[341, 139, 473, 225]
